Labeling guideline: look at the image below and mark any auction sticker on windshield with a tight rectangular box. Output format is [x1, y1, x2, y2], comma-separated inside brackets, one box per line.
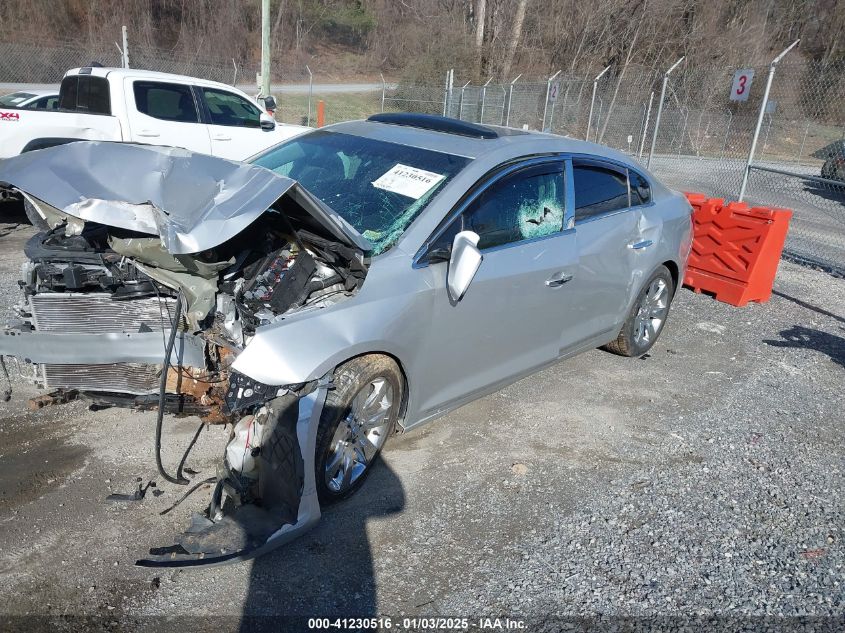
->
[372, 164, 445, 199]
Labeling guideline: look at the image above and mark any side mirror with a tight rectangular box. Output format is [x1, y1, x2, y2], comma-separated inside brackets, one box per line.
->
[447, 231, 482, 302]
[260, 113, 276, 131]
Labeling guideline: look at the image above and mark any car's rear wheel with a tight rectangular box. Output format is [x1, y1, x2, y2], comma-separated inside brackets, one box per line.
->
[315, 354, 403, 504]
[604, 265, 675, 357]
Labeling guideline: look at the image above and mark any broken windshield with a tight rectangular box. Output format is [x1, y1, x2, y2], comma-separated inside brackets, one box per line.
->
[252, 130, 471, 254]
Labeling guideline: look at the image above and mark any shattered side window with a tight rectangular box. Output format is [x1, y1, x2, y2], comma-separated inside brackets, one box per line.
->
[462, 164, 565, 251]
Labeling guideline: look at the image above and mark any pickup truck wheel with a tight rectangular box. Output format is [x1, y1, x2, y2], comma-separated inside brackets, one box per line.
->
[23, 199, 49, 231]
[604, 265, 674, 357]
[315, 355, 403, 504]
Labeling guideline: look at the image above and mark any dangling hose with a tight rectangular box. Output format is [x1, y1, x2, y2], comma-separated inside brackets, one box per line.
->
[0, 356, 12, 402]
[155, 291, 189, 485]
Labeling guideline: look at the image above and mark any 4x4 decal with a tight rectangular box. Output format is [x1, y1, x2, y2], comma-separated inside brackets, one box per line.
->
[0, 111, 20, 121]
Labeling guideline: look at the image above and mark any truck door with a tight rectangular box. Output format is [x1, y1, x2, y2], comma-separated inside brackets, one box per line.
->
[124, 79, 212, 155]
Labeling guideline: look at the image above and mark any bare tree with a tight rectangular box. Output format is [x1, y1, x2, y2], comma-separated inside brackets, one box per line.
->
[501, 0, 528, 80]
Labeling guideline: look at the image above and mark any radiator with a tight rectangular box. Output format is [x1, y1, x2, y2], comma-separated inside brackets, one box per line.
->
[30, 292, 177, 394]
[30, 293, 178, 334]
[43, 362, 160, 394]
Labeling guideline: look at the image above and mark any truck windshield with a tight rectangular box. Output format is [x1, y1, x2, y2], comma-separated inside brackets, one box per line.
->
[252, 130, 471, 255]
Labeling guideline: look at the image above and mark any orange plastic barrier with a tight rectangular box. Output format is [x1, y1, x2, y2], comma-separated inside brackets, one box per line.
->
[683, 192, 793, 307]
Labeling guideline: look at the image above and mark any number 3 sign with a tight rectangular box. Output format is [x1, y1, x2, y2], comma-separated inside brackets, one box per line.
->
[730, 69, 755, 101]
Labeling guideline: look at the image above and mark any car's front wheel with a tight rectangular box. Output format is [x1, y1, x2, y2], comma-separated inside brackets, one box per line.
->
[604, 265, 675, 357]
[314, 354, 403, 504]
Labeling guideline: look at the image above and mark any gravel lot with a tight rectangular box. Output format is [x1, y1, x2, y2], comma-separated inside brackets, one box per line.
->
[0, 201, 843, 632]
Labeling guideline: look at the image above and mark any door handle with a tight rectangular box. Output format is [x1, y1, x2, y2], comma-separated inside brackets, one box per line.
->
[212, 133, 232, 141]
[545, 272, 574, 287]
[627, 239, 654, 250]
[137, 130, 160, 138]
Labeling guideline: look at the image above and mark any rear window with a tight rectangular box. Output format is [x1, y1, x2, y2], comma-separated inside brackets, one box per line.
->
[133, 81, 199, 123]
[58, 75, 111, 115]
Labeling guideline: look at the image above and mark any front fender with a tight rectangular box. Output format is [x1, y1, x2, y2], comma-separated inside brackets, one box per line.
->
[231, 293, 422, 387]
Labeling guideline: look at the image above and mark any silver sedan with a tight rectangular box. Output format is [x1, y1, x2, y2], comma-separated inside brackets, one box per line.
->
[0, 113, 692, 565]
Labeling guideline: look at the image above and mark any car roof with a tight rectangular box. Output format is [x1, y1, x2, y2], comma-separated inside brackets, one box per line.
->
[323, 116, 639, 166]
[21, 90, 58, 98]
[64, 67, 241, 92]
[2, 90, 56, 99]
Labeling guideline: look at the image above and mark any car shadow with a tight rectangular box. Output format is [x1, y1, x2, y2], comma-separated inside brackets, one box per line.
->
[763, 325, 845, 369]
[238, 439, 406, 630]
[771, 290, 845, 325]
[802, 180, 845, 206]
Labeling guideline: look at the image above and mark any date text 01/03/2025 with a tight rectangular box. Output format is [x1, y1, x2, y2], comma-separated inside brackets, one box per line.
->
[307, 617, 527, 630]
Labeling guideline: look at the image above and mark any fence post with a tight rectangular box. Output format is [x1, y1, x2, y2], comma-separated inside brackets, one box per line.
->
[586, 65, 610, 142]
[797, 120, 810, 165]
[720, 109, 733, 159]
[121, 26, 130, 68]
[647, 56, 685, 168]
[542, 70, 561, 132]
[638, 91, 654, 158]
[595, 97, 603, 140]
[231, 59, 239, 86]
[305, 65, 313, 126]
[505, 74, 521, 127]
[443, 69, 454, 117]
[458, 81, 471, 121]
[479, 77, 493, 123]
[380, 73, 386, 112]
[738, 39, 800, 201]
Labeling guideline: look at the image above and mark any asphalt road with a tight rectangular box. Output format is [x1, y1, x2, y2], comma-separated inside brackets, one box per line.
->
[0, 206, 843, 632]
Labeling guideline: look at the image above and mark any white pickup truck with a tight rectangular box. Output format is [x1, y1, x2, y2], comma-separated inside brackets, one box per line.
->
[0, 66, 310, 161]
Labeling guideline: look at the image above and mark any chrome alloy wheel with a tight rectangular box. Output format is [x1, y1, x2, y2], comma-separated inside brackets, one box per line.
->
[324, 378, 394, 493]
[633, 278, 669, 345]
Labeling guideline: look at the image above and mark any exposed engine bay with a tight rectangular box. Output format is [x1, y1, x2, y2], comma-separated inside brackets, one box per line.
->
[13, 201, 365, 417]
[0, 141, 372, 566]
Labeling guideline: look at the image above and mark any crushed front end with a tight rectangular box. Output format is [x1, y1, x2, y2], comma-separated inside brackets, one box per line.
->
[0, 142, 370, 566]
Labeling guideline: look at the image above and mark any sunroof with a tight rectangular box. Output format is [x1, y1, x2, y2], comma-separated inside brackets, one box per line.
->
[367, 113, 501, 139]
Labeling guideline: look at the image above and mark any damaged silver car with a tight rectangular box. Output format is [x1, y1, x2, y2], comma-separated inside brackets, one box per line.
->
[0, 113, 692, 566]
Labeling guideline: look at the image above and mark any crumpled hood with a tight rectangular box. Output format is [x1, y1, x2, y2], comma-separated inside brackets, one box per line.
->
[0, 141, 371, 254]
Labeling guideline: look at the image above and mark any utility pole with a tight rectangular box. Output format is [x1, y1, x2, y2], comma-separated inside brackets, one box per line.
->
[260, 0, 271, 97]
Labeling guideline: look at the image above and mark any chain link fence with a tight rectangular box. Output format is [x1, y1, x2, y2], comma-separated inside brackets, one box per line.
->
[0, 40, 242, 85]
[413, 61, 845, 277]
[1, 39, 843, 276]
